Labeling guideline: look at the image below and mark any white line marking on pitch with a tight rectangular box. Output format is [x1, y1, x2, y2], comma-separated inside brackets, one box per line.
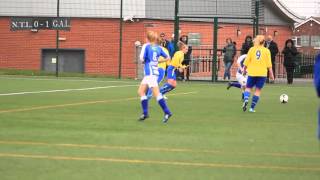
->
[0, 85, 137, 96]
[0, 76, 135, 83]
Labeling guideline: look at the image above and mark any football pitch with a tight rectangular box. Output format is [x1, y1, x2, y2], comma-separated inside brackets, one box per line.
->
[0, 76, 319, 180]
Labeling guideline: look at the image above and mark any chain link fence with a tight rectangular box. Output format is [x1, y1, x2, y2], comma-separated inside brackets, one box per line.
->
[0, 0, 318, 82]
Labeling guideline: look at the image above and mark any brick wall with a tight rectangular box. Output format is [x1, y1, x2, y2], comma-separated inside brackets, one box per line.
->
[0, 17, 293, 78]
[0, 17, 143, 78]
[294, 20, 320, 54]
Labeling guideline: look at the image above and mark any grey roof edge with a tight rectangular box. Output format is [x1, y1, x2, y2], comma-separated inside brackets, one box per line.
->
[270, 0, 305, 23]
[295, 16, 320, 28]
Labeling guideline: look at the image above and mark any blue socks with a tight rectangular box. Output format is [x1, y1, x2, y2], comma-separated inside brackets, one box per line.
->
[157, 95, 171, 115]
[160, 83, 175, 95]
[251, 95, 260, 109]
[243, 92, 260, 110]
[230, 82, 241, 89]
[141, 96, 148, 116]
[243, 91, 250, 102]
[146, 88, 153, 99]
[141, 95, 171, 116]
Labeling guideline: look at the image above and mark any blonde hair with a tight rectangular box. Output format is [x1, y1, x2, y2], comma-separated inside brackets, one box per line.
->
[253, 35, 265, 46]
[177, 41, 187, 50]
[147, 31, 158, 44]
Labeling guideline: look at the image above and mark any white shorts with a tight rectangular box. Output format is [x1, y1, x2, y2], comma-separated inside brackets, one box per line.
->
[236, 73, 247, 87]
[141, 75, 158, 88]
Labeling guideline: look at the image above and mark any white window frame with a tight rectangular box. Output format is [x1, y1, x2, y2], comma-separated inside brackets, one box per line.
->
[311, 36, 320, 49]
[300, 35, 310, 47]
[292, 36, 301, 47]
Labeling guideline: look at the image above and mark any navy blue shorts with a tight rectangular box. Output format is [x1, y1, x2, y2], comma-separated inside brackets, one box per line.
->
[167, 65, 176, 80]
[246, 76, 266, 89]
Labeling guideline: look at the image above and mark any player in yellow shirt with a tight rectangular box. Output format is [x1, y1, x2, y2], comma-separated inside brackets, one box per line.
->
[242, 35, 274, 112]
[160, 41, 188, 95]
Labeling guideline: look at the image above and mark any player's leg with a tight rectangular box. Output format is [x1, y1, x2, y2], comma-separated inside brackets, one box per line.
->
[157, 68, 168, 99]
[160, 66, 176, 95]
[227, 82, 241, 89]
[242, 76, 255, 111]
[138, 81, 149, 120]
[147, 68, 165, 99]
[228, 73, 244, 90]
[238, 74, 247, 100]
[249, 77, 266, 112]
[146, 88, 152, 99]
[153, 86, 172, 123]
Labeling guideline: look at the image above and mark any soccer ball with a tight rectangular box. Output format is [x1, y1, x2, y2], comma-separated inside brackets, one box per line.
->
[280, 94, 289, 103]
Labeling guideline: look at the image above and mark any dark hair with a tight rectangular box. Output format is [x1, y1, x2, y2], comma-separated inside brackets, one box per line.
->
[245, 35, 252, 42]
[180, 35, 188, 44]
[285, 39, 295, 47]
[226, 38, 232, 44]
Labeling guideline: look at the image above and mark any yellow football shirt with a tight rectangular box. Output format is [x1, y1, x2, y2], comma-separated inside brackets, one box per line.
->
[244, 46, 272, 77]
[158, 47, 169, 69]
[170, 50, 184, 68]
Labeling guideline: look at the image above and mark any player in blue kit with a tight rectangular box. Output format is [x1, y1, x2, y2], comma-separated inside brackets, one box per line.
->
[138, 31, 172, 123]
[227, 54, 248, 101]
[146, 41, 170, 100]
[314, 53, 320, 139]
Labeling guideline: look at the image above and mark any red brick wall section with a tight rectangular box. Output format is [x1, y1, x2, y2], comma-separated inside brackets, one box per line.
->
[0, 17, 147, 78]
[0, 17, 293, 78]
[0, 17, 55, 70]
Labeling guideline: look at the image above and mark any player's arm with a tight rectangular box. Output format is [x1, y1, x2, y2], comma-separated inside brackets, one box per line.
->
[158, 48, 170, 63]
[139, 44, 147, 63]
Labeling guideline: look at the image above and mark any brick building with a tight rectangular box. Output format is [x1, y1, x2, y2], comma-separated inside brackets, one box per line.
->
[293, 17, 320, 54]
[0, 0, 303, 78]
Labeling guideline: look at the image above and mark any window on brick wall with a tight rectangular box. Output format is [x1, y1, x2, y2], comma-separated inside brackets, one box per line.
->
[293, 36, 302, 47]
[311, 36, 320, 49]
[301, 35, 310, 47]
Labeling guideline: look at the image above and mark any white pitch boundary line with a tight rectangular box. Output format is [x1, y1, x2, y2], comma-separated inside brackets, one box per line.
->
[0, 85, 137, 96]
[0, 76, 135, 84]
[0, 76, 312, 88]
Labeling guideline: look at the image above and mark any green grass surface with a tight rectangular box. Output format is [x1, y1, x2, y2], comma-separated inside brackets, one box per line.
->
[0, 75, 319, 180]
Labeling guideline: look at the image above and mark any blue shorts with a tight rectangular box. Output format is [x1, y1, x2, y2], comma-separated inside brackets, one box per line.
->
[158, 68, 165, 83]
[167, 65, 176, 80]
[246, 76, 266, 89]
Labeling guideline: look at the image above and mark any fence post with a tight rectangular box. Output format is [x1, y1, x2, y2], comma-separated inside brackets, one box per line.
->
[212, 17, 218, 82]
[255, 0, 259, 36]
[174, 0, 179, 50]
[55, 0, 60, 77]
[118, 0, 123, 79]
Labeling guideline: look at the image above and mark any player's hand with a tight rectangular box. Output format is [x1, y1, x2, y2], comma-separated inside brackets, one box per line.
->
[178, 68, 184, 73]
[242, 71, 247, 76]
[269, 73, 275, 81]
